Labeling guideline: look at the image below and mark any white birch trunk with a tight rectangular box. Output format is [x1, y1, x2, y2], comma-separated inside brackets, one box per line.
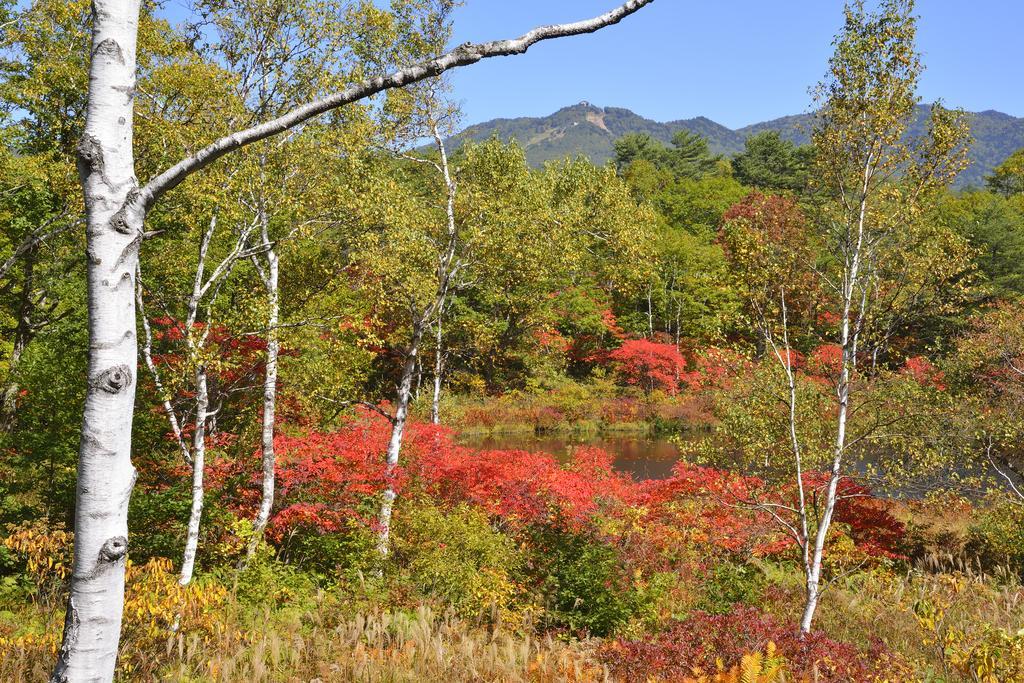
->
[250, 240, 280, 553]
[179, 363, 208, 585]
[646, 285, 654, 338]
[54, 2, 142, 679]
[376, 323, 425, 556]
[798, 160, 871, 636]
[431, 316, 443, 425]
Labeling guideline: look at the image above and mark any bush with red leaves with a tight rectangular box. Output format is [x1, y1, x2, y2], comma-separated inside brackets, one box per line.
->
[901, 355, 947, 390]
[602, 605, 894, 682]
[418, 444, 635, 530]
[609, 339, 685, 395]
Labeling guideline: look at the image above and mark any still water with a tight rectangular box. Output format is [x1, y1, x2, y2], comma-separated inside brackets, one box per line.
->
[457, 432, 699, 481]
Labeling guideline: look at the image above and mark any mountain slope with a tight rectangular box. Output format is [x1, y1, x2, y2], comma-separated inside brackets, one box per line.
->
[451, 103, 1024, 189]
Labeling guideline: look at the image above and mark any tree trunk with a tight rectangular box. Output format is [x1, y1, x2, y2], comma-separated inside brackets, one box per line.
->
[376, 322, 425, 557]
[646, 285, 654, 338]
[179, 363, 208, 585]
[54, 2, 143, 679]
[249, 243, 279, 554]
[431, 316, 443, 425]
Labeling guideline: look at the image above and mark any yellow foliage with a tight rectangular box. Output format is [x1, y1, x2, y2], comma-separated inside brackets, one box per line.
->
[1, 527, 229, 680]
[913, 575, 1024, 682]
[684, 643, 789, 683]
[1, 521, 72, 588]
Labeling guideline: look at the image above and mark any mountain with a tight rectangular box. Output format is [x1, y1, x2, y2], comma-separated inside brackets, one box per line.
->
[451, 102, 1024, 189]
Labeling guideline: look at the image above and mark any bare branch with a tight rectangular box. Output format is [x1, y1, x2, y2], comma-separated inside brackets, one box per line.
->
[135, 0, 655, 209]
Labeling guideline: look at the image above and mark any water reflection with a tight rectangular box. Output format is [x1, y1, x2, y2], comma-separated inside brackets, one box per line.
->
[457, 432, 699, 481]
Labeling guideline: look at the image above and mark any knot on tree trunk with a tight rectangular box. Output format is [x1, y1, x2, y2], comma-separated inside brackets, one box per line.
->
[75, 134, 105, 179]
[99, 536, 128, 563]
[91, 365, 133, 394]
[93, 37, 125, 64]
[109, 187, 142, 235]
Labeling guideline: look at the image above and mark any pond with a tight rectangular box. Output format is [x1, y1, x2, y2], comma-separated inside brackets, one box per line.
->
[457, 431, 990, 497]
[457, 431, 702, 481]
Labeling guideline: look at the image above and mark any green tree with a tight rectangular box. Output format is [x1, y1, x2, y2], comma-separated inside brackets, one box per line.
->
[986, 148, 1024, 197]
[731, 131, 811, 192]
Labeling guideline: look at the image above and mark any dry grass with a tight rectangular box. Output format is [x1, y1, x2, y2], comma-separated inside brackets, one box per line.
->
[2, 601, 608, 682]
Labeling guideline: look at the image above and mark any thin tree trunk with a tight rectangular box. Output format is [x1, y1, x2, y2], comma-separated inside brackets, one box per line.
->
[377, 322, 425, 557]
[249, 241, 279, 555]
[646, 285, 654, 338]
[179, 364, 209, 585]
[431, 315, 443, 425]
[54, 2, 143, 679]
[799, 160, 870, 636]
[674, 299, 681, 349]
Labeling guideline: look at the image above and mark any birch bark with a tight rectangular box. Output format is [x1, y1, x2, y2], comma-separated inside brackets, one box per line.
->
[376, 322, 425, 556]
[249, 216, 280, 554]
[54, 2, 143, 679]
[58, 1, 656, 676]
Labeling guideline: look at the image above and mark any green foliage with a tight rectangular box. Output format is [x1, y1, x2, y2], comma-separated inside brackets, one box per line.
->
[614, 130, 720, 180]
[731, 131, 811, 192]
[932, 190, 1024, 300]
[986, 147, 1024, 197]
[533, 528, 636, 637]
[227, 543, 320, 608]
[696, 560, 766, 615]
[393, 502, 523, 620]
[967, 501, 1024, 574]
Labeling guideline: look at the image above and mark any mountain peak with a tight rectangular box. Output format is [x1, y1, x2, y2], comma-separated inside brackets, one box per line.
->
[452, 104, 1023, 188]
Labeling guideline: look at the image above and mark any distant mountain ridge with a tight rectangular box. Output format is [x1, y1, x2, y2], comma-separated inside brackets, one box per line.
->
[451, 102, 1024, 189]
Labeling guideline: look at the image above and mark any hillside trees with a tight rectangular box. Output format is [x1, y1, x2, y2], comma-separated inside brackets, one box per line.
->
[986, 148, 1024, 197]
[52, 0, 657, 678]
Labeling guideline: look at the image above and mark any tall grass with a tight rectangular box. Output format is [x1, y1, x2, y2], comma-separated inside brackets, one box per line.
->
[2, 601, 608, 682]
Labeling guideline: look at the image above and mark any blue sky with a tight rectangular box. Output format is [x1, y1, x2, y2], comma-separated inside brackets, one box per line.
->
[445, 1, 1023, 129]
[157, 1, 1023, 130]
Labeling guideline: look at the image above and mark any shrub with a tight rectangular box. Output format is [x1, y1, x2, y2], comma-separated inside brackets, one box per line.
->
[609, 339, 685, 395]
[967, 499, 1024, 573]
[696, 560, 766, 614]
[393, 502, 524, 622]
[603, 605, 879, 682]
[532, 528, 637, 637]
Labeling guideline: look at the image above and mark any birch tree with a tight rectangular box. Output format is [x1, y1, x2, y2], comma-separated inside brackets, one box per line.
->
[138, 208, 264, 584]
[350, 90, 469, 555]
[57, 1, 656, 678]
[799, 0, 968, 634]
[708, 0, 971, 637]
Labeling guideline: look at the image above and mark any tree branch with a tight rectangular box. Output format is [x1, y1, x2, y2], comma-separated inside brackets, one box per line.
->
[135, 0, 655, 210]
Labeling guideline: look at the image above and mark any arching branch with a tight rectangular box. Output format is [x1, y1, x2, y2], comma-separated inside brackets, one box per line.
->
[135, 0, 655, 210]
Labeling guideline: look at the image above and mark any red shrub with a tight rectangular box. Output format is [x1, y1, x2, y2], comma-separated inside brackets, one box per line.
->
[806, 343, 844, 379]
[901, 355, 947, 390]
[417, 444, 634, 529]
[609, 339, 685, 395]
[602, 605, 882, 682]
[680, 346, 749, 392]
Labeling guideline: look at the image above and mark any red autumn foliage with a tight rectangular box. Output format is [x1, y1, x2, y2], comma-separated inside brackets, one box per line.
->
[679, 346, 750, 392]
[205, 412, 904, 564]
[602, 605, 896, 682]
[901, 355, 947, 390]
[418, 444, 635, 530]
[806, 343, 844, 378]
[721, 192, 808, 248]
[608, 339, 684, 395]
